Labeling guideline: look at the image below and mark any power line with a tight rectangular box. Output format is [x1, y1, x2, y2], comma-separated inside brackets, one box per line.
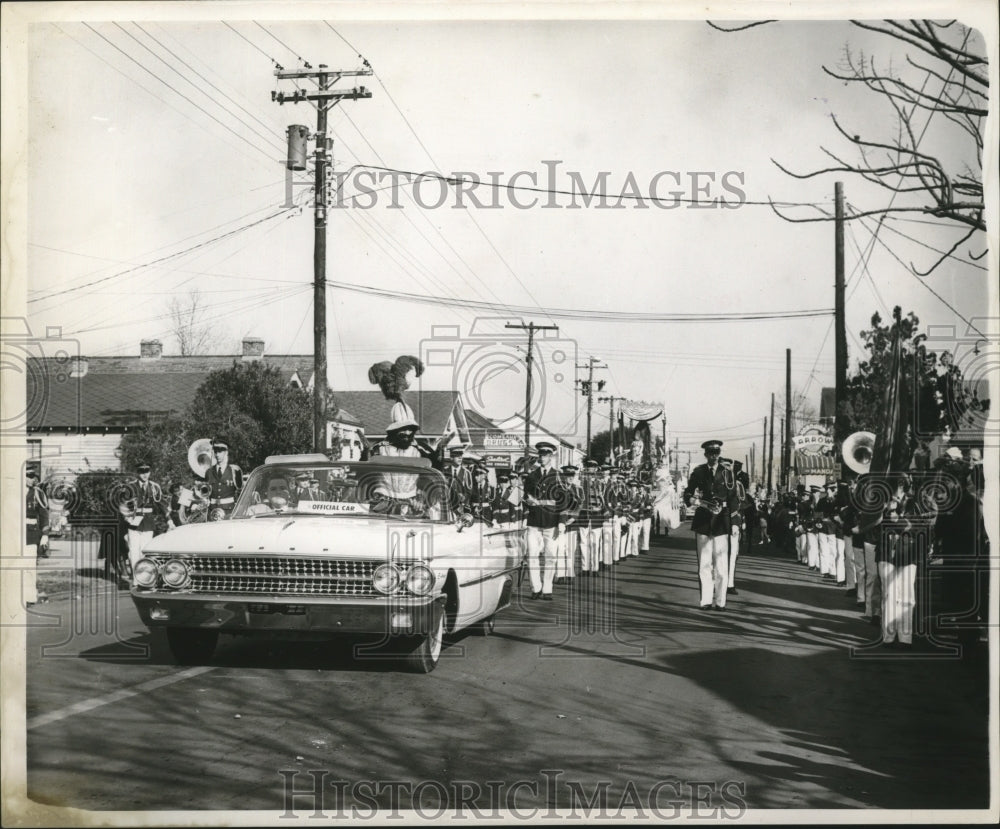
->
[82, 23, 275, 164]
[28, 208, 297, 304]
[323, 279, 834, 322]
[852, 214, 986, 338]
[135, 22, 286, 154]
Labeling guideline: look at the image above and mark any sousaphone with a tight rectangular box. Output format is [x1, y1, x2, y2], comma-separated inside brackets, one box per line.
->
[842, 431, 876, 475]
[188, 438, 214, 478]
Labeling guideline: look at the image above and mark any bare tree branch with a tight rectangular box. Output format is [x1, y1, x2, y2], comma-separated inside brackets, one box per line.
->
[706, 20, 776, 32]
[910, 225, 979, 276]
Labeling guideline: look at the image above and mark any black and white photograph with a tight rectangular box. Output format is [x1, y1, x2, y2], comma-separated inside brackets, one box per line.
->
[2, 0, 997, 824]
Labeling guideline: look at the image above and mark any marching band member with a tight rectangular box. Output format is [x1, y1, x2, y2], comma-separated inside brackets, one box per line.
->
[491, 473, 514, 526]
[554, 465, 581, 583]
[637, 481, 653, 553]
[524, 441, 562, 600]
[876, 473, 935, 647]
[602, 467, 627, 568]
[726, 460, 748, 594]
[122, 461, 165, 580]
[204, 437, 243, 518]
[598, 465, 616, 569]
[805, 486, 823, 571]
[24, 467, 49, 606]
[795, 487, 809, 564]
[577, 459, 605, 575]
[683, 440, 738, 610]
[817, 480, 838, 580]
[607, 470, 630, 563]
[624, 478, 641, 557]
[834, 480, 852, 588]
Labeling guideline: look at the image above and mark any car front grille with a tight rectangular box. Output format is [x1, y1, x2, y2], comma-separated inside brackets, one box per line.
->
[151, 556, 384, 597]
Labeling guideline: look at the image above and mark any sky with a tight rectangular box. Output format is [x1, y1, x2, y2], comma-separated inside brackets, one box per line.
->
[11, 1, 997, 471]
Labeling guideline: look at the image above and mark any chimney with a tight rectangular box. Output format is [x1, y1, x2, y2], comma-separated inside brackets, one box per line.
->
[68, 356, 88, 378]
[242, 337, 265, 360]
[140, 339, 163, 360]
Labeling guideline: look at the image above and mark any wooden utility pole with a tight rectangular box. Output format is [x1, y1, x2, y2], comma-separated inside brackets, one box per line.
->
[784, 348, 792, 488]
[578, 356, 607, 459]
[598, 393, 626, 464]
[505, 322, 559, 459]
[767, 393, 775, 494]
[834, 182, 848, 451]
[274, 64, 372, 453]
[761, 417, 767, 487]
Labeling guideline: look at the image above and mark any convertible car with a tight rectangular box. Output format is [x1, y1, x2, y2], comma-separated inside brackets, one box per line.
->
[131, 454, 524, 672]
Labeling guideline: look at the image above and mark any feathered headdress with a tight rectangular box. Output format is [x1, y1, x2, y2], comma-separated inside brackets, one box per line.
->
[369, 355, 425, 432]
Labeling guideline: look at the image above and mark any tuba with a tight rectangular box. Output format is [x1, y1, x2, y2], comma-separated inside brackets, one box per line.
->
[188, 438, 214, 479]
[842, 431, 876, 475]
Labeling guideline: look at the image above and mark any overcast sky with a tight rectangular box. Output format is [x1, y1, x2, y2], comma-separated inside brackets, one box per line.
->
[11, 1, 997, 465]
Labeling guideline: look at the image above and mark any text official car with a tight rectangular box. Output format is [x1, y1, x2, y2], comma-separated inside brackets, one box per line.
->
[131, 454, 525, 672]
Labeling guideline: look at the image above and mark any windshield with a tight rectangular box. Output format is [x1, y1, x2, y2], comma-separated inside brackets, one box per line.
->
[232, 462, 452, 522]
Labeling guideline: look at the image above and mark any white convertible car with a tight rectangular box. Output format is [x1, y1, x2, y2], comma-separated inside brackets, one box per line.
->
[131, 454, 524, 672]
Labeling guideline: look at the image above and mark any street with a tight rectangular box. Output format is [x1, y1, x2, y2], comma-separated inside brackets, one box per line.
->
[23, 525, 990, 816]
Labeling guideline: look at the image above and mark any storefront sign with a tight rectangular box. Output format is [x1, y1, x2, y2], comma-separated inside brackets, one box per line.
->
[484, 433, 525, 449]
[792, 424, 834, 455]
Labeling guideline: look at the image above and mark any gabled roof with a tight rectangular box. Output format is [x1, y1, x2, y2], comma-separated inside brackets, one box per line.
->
[26, 355, 314, 429]
[331, 391, 468, 439]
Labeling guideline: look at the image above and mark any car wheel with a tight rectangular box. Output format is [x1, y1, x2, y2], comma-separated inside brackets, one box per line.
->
[479, 613, 497, 636]
[406, 605, 444, 673]
[166, 628, 218, 665]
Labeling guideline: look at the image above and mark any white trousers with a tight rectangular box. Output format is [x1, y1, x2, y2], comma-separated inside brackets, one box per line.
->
[819, 533, 835, 575]
[23, 543, 38, 605]
[579, 525, 602, 572]
[127, 529, 154, 575]
[864, 542, 882, 618]
[696, 533, 728, 608]
[618, 520, 631, 559]
[806, 533, 820, 568]
[836, 536, 848, 584]
[601, 521, 614, 566]
[639, 517, 651, 551]
[627, 521, 640, 556]
[555, 528, 578, 579]
[843, 537, 855, 588]
[851, 544, 866, 602]
[527, 527, 558, 594]
[879, 560, 916, 644]
[727, 527, 740, 588]
[796, 533, 808, 562]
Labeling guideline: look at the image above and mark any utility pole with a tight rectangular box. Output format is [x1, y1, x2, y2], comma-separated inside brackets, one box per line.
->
[767, 393, 775, 494]
[761, 417, 767, 488]
[577, 357, 608, 459]
[779, 417, 785, 491]
[598, 393, 626, 464]
[834, 182, 848, 452]
[505, 322, 559, 459]
[784, 348, 792, 488]
[274, 64, 372, 453]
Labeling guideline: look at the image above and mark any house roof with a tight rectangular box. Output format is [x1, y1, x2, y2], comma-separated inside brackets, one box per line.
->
[25, 351, 471, 440]
[26, 355, 314, 429]
[331, 391, 467, 439]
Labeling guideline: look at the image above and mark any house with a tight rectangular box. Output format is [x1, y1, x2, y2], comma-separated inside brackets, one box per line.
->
[25, 337, 476, 477]
[26, 338, 315, 479]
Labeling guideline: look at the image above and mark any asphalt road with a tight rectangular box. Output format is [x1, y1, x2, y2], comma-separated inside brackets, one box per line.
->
[22, 525, 991, 818]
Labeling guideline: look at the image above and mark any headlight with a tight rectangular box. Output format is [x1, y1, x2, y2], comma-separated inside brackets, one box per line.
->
[404, 564, 435, 596]
[161, 558, 190, 588]
[372, 563, 401, 594]
[133, 558, 159, 588]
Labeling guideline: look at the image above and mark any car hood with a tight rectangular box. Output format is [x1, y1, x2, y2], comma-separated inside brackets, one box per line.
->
[142, 516, 435, 558]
